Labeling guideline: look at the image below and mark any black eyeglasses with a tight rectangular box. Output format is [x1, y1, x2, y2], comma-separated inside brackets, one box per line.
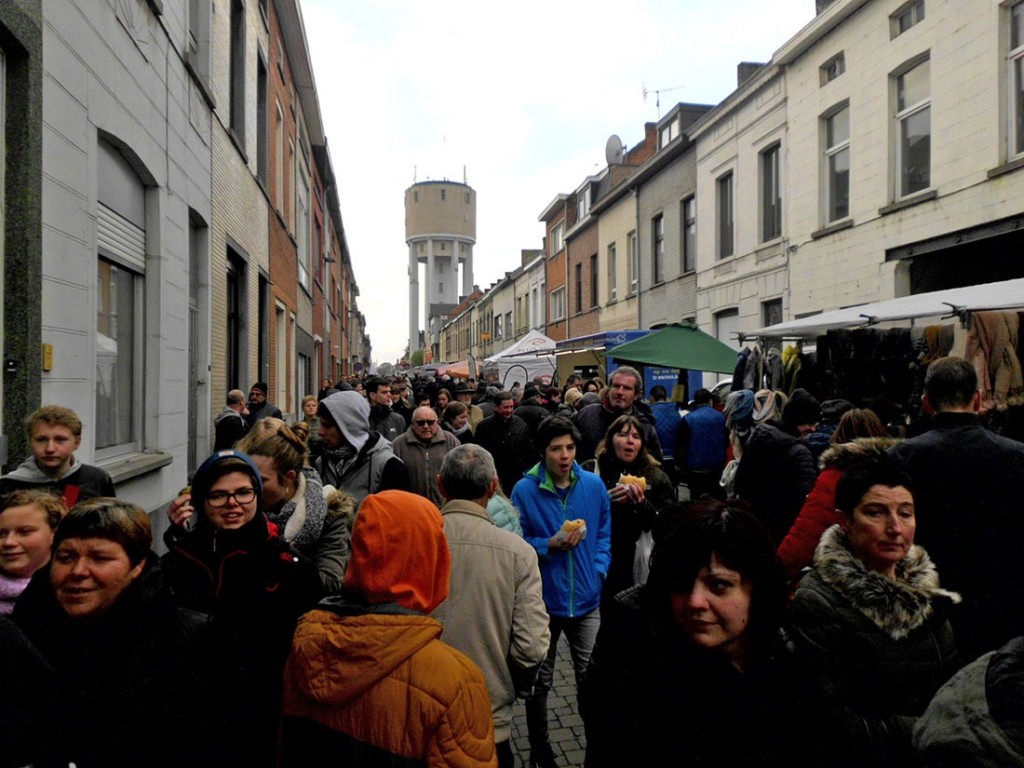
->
[207, 488, 257, 507]
[413, 419, 437, 427]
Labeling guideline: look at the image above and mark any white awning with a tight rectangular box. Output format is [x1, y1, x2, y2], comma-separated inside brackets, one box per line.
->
[746, 278, 1024, 339]
[484, 329, 556, 362]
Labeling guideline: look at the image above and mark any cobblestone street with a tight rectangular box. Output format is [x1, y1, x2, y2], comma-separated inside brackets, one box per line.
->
[509, 636, 586, 767]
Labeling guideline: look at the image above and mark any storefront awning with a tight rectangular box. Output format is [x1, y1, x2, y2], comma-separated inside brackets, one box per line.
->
[746, 278, 1024, 339]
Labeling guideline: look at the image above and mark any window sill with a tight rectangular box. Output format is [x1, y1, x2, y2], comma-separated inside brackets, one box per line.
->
[988, 157, 1024, 179]
[101, 451, 173, 485]
[227, 127, 249, 164]
[811, 218, 854, 239]
[878, 188, 936, 216]
[184, 54, 217, 110]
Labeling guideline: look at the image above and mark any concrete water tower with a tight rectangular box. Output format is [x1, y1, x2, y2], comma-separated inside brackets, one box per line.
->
[406, 179, 476, 358]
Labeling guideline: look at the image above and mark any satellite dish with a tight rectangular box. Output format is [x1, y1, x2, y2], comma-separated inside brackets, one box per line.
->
[605, 134, 625, 165]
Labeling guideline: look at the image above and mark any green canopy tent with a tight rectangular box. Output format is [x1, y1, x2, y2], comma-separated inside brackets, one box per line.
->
[607, 322, 738, 373]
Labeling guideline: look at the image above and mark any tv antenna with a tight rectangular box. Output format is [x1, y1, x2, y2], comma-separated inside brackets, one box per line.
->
[643, 83, 685, 118]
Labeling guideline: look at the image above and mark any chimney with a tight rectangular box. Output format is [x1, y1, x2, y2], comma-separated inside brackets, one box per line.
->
[737, 62, 767, 87]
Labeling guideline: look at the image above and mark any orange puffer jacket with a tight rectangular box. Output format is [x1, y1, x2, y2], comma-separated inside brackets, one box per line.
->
[280, 603, 497, 768]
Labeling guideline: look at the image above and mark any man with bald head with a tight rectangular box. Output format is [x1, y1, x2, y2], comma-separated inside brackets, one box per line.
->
[213, 389, 249, 450]
[393, 406, 460, 507]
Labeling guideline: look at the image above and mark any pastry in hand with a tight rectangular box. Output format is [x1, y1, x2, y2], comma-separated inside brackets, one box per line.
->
[618, 473, 647, 491]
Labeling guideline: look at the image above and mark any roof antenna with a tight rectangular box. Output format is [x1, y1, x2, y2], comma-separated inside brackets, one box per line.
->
[643, 83, 686, 119]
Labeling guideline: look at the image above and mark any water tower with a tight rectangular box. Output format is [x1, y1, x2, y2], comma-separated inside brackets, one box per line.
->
[405, 179, 476, 358]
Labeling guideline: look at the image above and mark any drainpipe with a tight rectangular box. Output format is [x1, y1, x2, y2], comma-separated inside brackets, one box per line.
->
[564, 198, 570, 341]
[634, 185, 642, 331]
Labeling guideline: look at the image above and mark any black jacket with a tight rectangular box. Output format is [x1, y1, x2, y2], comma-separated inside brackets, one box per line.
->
[13, 557, 209, 768]
[888, 412, 1024, 661]
[471, 414, 533, 496]
[734, 422, 817, 544]
[573, 401, 663, 464]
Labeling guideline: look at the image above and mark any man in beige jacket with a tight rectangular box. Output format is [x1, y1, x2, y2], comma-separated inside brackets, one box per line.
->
[432, 444, 551, 768]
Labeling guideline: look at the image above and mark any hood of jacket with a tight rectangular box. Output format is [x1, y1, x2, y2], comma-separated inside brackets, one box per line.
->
[214, 405, 245, 426]
[745, 421, 803, 452]
[287, 601, 442, 708]
[2, 454, 82, 485]
[812, 524, 961, 640]
[817, 436, 901, 471]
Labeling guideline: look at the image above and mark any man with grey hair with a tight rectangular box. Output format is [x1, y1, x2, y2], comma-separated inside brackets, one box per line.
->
[392, 406, 459, 507]
[213, 389, 249, 450]
[573, 365, 663, 463]
[432, 444, 550, 768]
[889, 355, 1024, 661]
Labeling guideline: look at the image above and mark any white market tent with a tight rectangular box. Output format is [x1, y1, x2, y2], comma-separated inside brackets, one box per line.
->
[746, 278, 1024, 339]
[484, 329, 557, 387]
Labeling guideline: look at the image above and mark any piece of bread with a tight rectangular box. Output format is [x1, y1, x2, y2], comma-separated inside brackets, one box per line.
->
[561, 518, 586, 532]
[618, 473, 647, 491]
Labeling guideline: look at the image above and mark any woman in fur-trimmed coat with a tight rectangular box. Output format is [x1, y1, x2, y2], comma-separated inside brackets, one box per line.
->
[788, 462, 960, 768]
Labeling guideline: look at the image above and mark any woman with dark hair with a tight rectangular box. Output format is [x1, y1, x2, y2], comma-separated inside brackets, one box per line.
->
[789, 461, 959, 768]
[586, 414, 674, 600]
[162, 450, 320, 767]
[776, 408, 895, 582]
[581, 500, 812, 767]
[13, 498, 207, 767]
[442, 400, 472, 443]
[435, 387, 452, 413]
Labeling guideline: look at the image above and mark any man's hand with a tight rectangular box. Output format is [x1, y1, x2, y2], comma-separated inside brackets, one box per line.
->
[167, 490, 195, 528]
[548, 527, 584, 552]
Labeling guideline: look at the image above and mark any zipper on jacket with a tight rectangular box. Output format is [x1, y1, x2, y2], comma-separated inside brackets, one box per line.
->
[562, 492, 574, 618]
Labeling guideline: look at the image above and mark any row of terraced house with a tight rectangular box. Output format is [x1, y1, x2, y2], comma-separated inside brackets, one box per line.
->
[440, 0, 1024, 386]
[0, 0, 368, 516]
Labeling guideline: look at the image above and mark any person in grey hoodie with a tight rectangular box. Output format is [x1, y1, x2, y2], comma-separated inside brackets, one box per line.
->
[314, 390, 410, 508]
[214, 389, 249, 450]
[0, 405, 114, 508]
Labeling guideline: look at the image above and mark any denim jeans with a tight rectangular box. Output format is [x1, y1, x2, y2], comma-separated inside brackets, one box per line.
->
[525, 609, 601, 755]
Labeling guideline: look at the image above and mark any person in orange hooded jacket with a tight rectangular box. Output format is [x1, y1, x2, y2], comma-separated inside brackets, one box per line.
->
[279, 490, 497, 767]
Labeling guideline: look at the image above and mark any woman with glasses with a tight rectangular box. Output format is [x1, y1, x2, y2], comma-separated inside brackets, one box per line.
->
[162, 449, 320, 768]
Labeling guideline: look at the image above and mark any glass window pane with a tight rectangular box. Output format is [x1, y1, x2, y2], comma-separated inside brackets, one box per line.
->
[829, 147, 850, 221]
[898, 60, 930, 110]
[96, 260, 136, 449]
[1015, 3, 1024, 50]
[901, 107, 931, 195]
[1016, 57, 1024, 155]
[827, 108, 849, 146]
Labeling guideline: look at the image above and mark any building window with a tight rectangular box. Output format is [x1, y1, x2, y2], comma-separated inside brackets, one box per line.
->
[577, 188, 589, 221]
[628, 230, 638, 294]
[574, 263, 583, 314]
[761, 145, 782, 242]
[227, 255, 243, 391]
[465, 191, 470, 204]
[186, 0, 211, 82]
[717, 173, 734, 259]
[891, 0, 925, 38]
[681, 197, 696, 273]
[256, 54, 268, 185]
[96, 258, 141, 451]
[714, 308, 739, 349]
[820, 52, 846, 85]
[894, 57, 931, 197]
[762, 299, 784, 351]
[550, 287, 565, 322]
[608, 243, 617, 301]
[414, 190, 419, 202]
[550, 221, 565, 256]
[494, 314, 502, 340]
[440, 188, 446, 201]
[506, 311, 512, 338]
[1009, 2, 1024, 158]
[297, 165, 310, 290]
[824, 105, 850, 222]
[274, 102, 284, 210]
[229, 0, 245, 142]
[659, 117, 680, 149]
[590, 253, 598, 308]
[651, 214, 665, 283]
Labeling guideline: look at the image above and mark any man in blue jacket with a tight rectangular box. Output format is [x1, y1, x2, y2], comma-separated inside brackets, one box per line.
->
[512, 416, 611, 768]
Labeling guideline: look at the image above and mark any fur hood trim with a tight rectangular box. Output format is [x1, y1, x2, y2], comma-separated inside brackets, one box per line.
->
[812, 524, 961, 640]
[818, 436, 901, 471]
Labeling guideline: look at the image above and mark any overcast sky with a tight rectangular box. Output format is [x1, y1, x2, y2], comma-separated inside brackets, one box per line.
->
[301, 0, 817, 364]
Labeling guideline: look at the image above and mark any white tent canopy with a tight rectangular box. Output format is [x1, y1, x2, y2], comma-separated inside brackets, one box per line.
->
[747, 278, 1024, 339]
[484, 329, 555, 362]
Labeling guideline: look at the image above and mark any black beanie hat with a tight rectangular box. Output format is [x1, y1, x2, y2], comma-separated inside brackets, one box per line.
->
[782, 388, 821, 428]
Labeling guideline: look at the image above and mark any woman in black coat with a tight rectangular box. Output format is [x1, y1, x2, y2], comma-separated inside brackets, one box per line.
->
[13, 498, 207, 768]
[586, 414, 675, 601]
[162, 449, 320, 767]
[581, 500, 820, 768]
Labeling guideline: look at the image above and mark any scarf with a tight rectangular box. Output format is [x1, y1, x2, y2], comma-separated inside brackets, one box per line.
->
[265, 467, 329, 550]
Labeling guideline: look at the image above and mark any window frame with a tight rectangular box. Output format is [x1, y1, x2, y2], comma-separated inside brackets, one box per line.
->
[550, 221, 565, 257]
[823, 104, 851, 223]
[651, 213, 665, 284]
[893, 56, 931, 199]
[574, 262, 583, 315]
[681, 196, 696, 273]
[1008, 2, 1024, 159]
[716, 173, 734, 259]
[590, 253, 599, 308]
[890, 0, 925, 38]
[607, 242, 617, 302]
[760, 144, 782, 242]
[628, 230, 638, 295]
[550, 287, 566, 322]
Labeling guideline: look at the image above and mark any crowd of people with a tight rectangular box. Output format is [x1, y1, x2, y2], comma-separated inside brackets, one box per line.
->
[3, 356, 1024, 767]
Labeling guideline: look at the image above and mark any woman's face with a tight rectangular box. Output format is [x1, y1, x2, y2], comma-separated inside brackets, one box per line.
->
[612, 425, 643, 464]
[437, 392, 450, 409]
[303, 399, 318, 417]
[204, 471, 259, 530]
[585, 382, 599, 393]
[0, 504, 55, 579]
[452, 411, 469, 430]
[842, 484, 916, 575]
[51, 537, 143, 621]
[250, 456, 294, 513]
[671, 553, 752, 660]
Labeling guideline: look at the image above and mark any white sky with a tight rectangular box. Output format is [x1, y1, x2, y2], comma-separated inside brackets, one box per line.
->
[301, 0, 817, 363]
